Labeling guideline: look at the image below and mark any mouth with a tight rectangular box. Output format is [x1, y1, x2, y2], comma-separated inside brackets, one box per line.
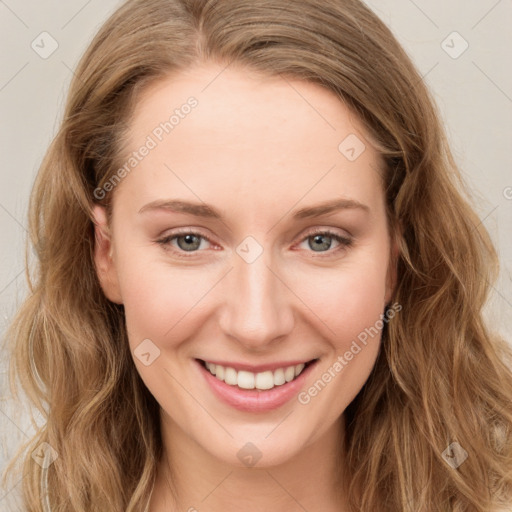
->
[196, 358, 318, 392]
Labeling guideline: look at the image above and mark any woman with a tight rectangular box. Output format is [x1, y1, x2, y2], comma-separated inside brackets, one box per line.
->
[3, 0, 512, 510]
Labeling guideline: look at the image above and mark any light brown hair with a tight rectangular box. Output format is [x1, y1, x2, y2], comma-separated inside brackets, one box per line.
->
[3, 0, 512, 510]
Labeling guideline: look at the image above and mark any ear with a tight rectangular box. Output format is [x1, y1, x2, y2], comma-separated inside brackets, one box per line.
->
[92, 205, 123, 304]
[384, 226, 400, 305]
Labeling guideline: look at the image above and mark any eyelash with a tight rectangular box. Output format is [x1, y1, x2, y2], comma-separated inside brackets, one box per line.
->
[156, 228, 353, 258]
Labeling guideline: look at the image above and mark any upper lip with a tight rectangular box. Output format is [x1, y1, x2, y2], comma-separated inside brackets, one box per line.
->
[197, 358, 318, 373]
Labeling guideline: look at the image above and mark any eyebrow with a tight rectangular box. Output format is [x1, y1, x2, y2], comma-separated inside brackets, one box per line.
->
[138, 198, 370, 219]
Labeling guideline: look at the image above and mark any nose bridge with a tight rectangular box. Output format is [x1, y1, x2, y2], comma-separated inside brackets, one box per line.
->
[218, 242, 294, 347]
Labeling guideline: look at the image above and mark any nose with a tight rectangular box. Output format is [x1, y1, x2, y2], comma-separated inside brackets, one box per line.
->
[217, 245, 295, 350]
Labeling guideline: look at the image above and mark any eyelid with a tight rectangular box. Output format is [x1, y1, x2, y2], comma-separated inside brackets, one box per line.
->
[156, 226, 353, 257]
[156, 227, 217, 253]
[299, 226, 352, 242]
[293, 227, 353, 255]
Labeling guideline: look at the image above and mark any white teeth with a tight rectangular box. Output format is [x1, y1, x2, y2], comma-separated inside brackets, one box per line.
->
[237, 370, 255, 389]
[255, 371, 274, 390]
[284, 366, 295, 382]
[204, 360, 310, 390]
[224, 367, 237, 386]
[273, 368, 285, 386]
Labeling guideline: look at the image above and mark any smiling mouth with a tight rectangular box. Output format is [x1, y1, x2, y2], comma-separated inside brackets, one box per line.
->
[197, 358, 318, 391]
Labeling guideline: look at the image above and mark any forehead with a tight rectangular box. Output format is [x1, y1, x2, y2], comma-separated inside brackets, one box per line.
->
[115, 63, 385, 216]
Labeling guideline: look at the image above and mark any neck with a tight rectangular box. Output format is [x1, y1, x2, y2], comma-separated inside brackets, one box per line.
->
[148, 411, 349, 512]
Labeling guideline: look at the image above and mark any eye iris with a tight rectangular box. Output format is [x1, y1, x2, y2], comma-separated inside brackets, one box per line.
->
[177, 234, 201, 251]
[171, 233, 339, 253]
[309, 234, 332, 252]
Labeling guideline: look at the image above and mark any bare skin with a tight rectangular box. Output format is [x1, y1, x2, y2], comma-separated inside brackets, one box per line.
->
[93, 62, 397, 511]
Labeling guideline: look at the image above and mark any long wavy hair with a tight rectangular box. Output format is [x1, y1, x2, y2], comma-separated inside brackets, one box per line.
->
[3, 0, 511, 510]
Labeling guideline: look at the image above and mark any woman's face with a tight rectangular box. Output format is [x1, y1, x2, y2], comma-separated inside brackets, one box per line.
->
[94, 63, 396, 468]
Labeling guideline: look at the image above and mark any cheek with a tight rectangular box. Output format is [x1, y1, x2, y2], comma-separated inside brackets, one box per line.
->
[290, 259, 389, 425]
[289, 250, 390, 344]
[118, 257, 208, 347]
[116, 233, 390, 356]
[117, 239, 390, 436]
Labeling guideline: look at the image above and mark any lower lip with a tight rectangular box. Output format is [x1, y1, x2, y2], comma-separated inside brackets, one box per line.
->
[195, 359, 318, 412]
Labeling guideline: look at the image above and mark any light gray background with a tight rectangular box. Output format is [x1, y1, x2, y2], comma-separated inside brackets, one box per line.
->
[1, 1, 511, 509]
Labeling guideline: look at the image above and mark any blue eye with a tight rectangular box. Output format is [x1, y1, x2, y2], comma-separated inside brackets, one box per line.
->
[173, 233, 204, 251]
[299, 230, 353, 254]
[157, 231, 212, 254]
[156, 228, 353, 257]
